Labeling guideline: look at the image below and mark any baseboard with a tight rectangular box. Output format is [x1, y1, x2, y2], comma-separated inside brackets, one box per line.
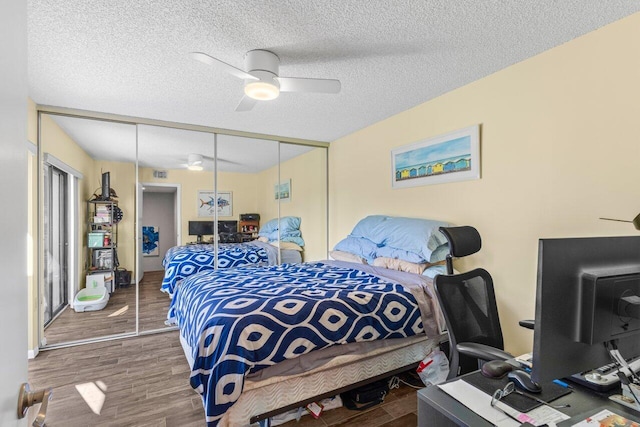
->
[28, 347, 39, 359]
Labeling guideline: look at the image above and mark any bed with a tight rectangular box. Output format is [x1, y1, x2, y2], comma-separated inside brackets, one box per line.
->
[169, 215, 451, 426]
[160, 217, 305, 297]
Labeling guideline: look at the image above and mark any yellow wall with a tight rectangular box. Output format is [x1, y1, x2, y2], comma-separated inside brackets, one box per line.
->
[279, 147, 328, 261]
[328, 13, 640, 356]
[139, 168, 262, 244]
[256, 166, 279, 231]
[256, 147, 328, 261]
[94, 161, 136, 274]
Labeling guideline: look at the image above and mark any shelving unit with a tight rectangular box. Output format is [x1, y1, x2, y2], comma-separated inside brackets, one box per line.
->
[239, 213, 260, 242]
[86, 200, 118, 293]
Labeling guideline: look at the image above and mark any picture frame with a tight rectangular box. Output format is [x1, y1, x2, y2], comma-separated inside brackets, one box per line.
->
[274, 179, 291, 202]
[142, 225, 159, 257]
[197, 190, 233, 217]
[391, 124, 480, 188]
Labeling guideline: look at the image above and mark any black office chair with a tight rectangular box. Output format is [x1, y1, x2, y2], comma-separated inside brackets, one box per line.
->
[434, 226, 532, 379]
[218, 221, 242, 243]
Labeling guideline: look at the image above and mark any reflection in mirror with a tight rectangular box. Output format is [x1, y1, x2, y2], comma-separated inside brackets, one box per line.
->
[278, 143, 328, 262]
[35, 110, 329, 349]
[216, 135, 280, 261]
[40, 114, 137, 346]
[137, 125, 217, 332]
[142, 130, 286, 306]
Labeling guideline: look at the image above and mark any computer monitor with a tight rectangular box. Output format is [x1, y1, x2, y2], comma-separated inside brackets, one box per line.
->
[188, 221, 214, 243]
[531, 235, 640, 384]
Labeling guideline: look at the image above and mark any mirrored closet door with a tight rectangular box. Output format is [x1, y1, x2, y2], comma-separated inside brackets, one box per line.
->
[40, 113, 138, 346]
[36, 107, 329, 349]
[279, 142, 328, 262]
[216, 134, 280, 260]
[137, 124, 219, 333]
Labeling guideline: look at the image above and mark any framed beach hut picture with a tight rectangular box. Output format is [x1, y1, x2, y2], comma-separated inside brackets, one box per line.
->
[274, 179, 291, 202]
[391, 124, 480, 188]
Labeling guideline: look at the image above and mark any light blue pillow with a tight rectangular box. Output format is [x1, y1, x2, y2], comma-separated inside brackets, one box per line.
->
[429, 244, 450, 263]
[258, 216, 301, 236]
[350, 215, 391, 240]
[423, 264, 448, 278]
[279, 216, 301, 233]
[334, 236, 379, 264]
[259, 218, 279, 236]
[375, 245, 425, 264]
[369, 217, 450, 262]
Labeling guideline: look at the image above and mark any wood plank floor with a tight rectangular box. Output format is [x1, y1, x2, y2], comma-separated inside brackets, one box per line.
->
[29, 330, 421, 426]
[30, 271, 422, 426]
[44, 270, 173, 346]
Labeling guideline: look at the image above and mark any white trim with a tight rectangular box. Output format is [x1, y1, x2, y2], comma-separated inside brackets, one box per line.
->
[43, 152, 83, 179]
[27, 347, 39, 359]
[70, 178, 79, 308]
[25, 139, 36, 155]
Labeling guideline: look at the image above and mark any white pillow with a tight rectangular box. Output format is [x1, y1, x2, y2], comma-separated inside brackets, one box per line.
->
[373, 257, 428, 274]
[373, 257, 446, 275]
[329, 250, 367, 264]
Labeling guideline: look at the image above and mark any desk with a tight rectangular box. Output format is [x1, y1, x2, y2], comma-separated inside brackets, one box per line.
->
[418, 373, 639, 426]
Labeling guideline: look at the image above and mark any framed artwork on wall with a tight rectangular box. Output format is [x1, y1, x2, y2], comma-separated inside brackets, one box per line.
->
[197, 191, 233, 217]
[142, 225, 159, 257]
[391, 124, 480, 188]
[274, 179, 291, 202]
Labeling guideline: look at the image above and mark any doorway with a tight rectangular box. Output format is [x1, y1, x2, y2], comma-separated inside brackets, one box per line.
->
[141, 186, 179, 272]
[139, 183, 180, 333]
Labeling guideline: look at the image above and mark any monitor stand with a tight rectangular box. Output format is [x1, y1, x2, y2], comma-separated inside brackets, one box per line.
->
[609, 381, 640, 413]
[606, 341, 640, 413]
[196, 235, 202, 244]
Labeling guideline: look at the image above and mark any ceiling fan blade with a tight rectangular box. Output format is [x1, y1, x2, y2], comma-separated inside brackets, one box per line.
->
[201, 155, 241, 165]
[277, 77, 341, 94]
[191, 52, 258, 81]
[235, 95, 257, 112]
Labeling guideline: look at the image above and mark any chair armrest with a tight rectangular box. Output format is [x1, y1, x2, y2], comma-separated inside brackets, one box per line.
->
[456, 342, 513, 362]
[518, 319, 535, 330]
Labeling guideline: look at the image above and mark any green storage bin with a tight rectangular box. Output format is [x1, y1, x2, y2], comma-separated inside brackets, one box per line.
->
[88, 232, 104, 247]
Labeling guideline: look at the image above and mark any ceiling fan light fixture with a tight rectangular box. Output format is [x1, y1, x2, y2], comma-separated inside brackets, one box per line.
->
[244, 80, 280, 101]
[192, 50, 339, 111]
[187, 153, 204, 171]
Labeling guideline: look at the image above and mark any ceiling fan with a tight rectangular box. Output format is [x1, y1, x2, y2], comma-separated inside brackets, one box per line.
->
[180, 153, 238, 171]
[191, 49, 341, 112]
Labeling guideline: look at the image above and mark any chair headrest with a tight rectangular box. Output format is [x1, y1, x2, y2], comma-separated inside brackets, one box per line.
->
[439, 226, 482, 258]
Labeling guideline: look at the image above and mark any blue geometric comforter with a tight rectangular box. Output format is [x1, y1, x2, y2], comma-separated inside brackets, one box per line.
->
[169, 262, 428, 426]
[161, 241, 278, 297]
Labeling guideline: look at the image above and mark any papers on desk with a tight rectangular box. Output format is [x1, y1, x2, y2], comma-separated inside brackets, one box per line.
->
[438, 380, 570, 427]
[570, 409, 640, 426]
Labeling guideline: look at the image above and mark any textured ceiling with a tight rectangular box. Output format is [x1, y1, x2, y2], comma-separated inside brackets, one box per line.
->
[29, 1, 640, 146]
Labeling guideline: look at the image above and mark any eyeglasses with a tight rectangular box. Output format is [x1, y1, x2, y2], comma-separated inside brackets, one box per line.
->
[491, 381, 570, 412]
[491, 382, 515, 407]
[490, 382, 537, 424]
